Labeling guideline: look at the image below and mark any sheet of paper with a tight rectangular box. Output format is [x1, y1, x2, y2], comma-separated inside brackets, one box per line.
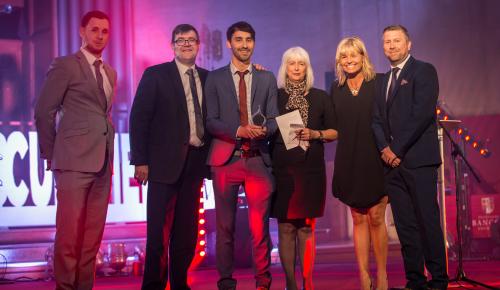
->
[275, 110, 309, 151]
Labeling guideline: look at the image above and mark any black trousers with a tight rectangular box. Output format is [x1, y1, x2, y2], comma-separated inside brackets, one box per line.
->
[141, 147, 206, 290]
[386, 164, 448, 290]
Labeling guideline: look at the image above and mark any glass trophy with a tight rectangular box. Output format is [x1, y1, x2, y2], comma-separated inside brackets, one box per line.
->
[252, 105, 267, 126]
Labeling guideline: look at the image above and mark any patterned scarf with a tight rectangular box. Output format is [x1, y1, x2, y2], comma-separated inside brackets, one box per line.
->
[285, 78, 309, 126]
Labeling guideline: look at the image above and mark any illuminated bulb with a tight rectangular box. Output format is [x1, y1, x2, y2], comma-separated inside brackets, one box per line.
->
[199, 240, 206, 246]
[458, 128, 463, 135]
[443, 115, 449, 120]
[199, 208, 205, 214]
[199, 229, 205, 235]
[436, 109, 441, 115]
[465, 135, 471, 142]
[199, 251, 206, 257]
[199, 219, 205, 225]
[199, 198, 204, 203]
[472, 142, 478, 148]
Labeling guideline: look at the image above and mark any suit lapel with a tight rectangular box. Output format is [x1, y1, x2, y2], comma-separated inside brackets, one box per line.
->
[251, 66, 259, 107]
[386, 56, 415, 110]
[168, 61, 189, 116]
[103, 63, 115, 112]
[76, 51, 107, 111]
[223, 66, 239, 109]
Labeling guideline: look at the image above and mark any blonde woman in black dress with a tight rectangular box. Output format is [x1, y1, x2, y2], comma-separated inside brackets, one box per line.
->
[331, 37, 388, 290]
[271, 47, 337, 290]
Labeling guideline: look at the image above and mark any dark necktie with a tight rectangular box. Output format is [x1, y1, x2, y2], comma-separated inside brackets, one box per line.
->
[93, 60, 107, 110]
[387, 67, 400, 101]
[186, 68, 204, 141]
[237, 70, 250, 125]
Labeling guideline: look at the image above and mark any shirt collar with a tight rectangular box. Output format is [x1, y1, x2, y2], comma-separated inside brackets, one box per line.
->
[391, 54, 411, 71]
[175, 58, 196, 75]
[80, 47, 103, 66]
[230, 61, 253, 75]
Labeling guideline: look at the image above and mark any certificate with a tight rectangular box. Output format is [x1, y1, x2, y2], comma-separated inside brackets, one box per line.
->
[275, 110, 309, 151]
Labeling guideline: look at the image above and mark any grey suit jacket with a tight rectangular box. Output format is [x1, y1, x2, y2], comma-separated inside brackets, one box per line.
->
[35, 50, 117, 172]
[205, 64, 279, 166]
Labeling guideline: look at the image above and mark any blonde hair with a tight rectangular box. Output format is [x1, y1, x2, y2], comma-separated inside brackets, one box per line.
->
[277, 46, 314, 91]
[335, 36, 376, 86]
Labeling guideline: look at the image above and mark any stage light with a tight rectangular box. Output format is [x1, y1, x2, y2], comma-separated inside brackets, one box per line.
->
[199, 240, 206, 246]
[199, 251, 206, 257]
[464, 135, 471, 142]
[472, 141, 478, 148]
[199, 229, 205, 235]
[443, 115, 449, 120]
[0, 4, 13, 14]
[436, 108, 441, 115]
[458, 128, 463, 135]
[199, 197, 204, 203]
[199, 219, 205, 225]
[199, 208, 205, 214]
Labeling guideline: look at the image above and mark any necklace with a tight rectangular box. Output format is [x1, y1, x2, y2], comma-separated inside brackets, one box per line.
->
[347, 78, 363, 96]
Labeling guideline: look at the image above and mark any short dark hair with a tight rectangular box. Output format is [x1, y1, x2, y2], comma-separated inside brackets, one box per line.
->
[80, 10, 110, 28]
[383, 24, 410, 41]
[171, 24, 199, 43]
[226, 21, 255, 41]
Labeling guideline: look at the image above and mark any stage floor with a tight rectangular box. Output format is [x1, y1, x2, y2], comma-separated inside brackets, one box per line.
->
[1, 260, 499, 290]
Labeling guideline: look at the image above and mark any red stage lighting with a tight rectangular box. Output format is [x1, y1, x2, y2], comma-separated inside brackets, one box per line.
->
[199, 229, 205, 235]
[199, 240, 206, 246]
[199, 219, 205, 225]
[199, 251, 206, 257]
[199, 197, 204, 203]
[199, 208, 205, 214]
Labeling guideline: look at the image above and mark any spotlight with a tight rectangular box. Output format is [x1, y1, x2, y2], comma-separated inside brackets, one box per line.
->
[199, 240, 206, 246]
[0, 4, 13, 14]
[199, 218, 205, 225]
[199, 251, 206, 257]
[199, 229, 205, 235]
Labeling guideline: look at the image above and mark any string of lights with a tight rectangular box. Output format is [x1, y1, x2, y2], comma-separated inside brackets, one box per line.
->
[437, 104, 491, 158]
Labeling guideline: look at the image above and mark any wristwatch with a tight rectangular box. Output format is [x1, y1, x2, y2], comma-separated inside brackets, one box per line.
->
[318, 130, 324, 141]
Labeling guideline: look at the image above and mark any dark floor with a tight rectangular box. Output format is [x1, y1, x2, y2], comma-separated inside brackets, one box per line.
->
[1, 260, 499, 289]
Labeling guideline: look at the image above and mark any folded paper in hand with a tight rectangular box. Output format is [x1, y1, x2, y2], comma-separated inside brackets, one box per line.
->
[275, 110, 309, 151]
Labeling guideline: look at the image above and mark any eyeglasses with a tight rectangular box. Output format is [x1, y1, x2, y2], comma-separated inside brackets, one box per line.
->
[174, 38, 198, 46]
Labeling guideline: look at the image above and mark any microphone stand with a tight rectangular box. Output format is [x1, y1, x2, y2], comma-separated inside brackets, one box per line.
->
[439, 120, 498, 290]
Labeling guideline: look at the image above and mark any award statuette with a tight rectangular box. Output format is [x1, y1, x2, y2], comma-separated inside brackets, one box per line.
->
[252, 105, 267, 126]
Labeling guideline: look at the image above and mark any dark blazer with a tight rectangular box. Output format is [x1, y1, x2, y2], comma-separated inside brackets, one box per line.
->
[129, 61, 210, 183]
[35, 50, 116, 172]
[205, 64, 279, 166]
[372, 56, 441, 168]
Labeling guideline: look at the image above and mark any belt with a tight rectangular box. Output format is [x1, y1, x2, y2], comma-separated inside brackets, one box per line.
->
[233, 149, 261, 158]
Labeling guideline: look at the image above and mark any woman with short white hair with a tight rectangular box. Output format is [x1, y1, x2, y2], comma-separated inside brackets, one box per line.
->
[271, 46, 337, 290]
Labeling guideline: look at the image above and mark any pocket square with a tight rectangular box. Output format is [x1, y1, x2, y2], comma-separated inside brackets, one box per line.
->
[400, 79, 409, 85]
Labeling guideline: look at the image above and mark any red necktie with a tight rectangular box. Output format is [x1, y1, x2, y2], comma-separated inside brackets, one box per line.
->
[237, 70, 250, 125]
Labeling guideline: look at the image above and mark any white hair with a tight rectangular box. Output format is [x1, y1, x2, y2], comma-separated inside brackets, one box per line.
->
[277, 46, 314, 91]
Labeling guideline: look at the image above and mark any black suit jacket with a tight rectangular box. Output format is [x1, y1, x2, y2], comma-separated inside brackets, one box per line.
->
[372, 56, 441, 168]
[129, 61, 210, 183]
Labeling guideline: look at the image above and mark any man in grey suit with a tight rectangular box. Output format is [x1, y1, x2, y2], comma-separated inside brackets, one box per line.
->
[205, 21, 279, 290]
[34, 10, 116, 290]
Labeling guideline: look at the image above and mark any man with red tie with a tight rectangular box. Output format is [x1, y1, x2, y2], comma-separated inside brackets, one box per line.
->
[205, 21, 279, 290]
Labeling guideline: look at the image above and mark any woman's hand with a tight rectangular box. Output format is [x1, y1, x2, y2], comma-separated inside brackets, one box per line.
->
[295, 128, 319, 141]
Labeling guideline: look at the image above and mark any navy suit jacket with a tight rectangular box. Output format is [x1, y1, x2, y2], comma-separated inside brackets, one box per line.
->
[129, 61, 210, 183]
[372, 56, 441, 168]
[205, 64, 279, 166]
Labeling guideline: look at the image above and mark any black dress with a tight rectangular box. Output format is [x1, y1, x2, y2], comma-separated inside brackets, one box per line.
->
[271, 87, 335, 219]
[330, 75, 385, 208]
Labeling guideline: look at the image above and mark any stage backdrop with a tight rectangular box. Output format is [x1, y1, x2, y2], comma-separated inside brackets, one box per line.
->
[1, 0, 499, 238]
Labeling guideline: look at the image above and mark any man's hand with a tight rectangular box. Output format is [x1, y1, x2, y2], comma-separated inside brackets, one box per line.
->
[135, 165, 149, 185]
[381, 146, 399, 167]
[237, 125, 266, 139]
[391, 157, 401, 168]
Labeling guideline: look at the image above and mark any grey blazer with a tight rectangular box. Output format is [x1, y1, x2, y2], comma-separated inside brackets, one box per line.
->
[35, 50, 117, 172]
[205, 64, 279, 166]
